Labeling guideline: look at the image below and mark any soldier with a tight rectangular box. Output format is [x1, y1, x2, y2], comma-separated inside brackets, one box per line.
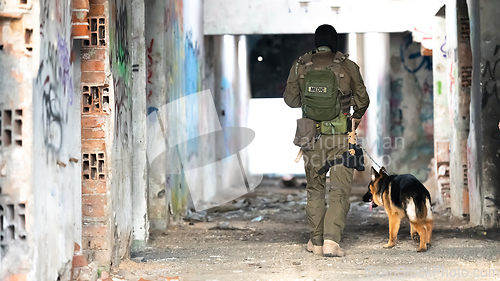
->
[284, 24, 370, 257]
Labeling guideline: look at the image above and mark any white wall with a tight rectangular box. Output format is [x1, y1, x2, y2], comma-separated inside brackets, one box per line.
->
[248, 98, 304, 175]
[204, 0, 445, 35]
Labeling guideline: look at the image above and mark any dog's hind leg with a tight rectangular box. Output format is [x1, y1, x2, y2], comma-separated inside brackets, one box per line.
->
[410, 223, 419, 243]
[410, 221, 427, 252]
[384, 213, 401, 248]
[424, 220, 433, 246]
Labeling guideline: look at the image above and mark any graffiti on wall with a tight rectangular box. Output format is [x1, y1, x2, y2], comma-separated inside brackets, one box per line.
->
[36, 0, 73, 160]
[147, 38, 154, 101]
[482, 44, 500, 109]
[110, 0, 131, 142]
[389, 33, 434, 180]
[400, 34, 433, 74]
[163, 0, 203, 215]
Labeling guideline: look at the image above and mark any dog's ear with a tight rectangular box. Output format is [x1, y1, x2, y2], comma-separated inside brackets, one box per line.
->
[371, 166, 379, 181]
[380, 166, 388, 176]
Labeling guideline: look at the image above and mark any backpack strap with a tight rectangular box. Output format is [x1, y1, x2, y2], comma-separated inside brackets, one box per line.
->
[296, 50, 314, 76]
[331, 52, 348, 85]
[333, 53, 352, 115]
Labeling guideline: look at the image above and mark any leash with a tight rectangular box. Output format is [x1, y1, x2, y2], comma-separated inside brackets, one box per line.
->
[361, 146, 381, 169]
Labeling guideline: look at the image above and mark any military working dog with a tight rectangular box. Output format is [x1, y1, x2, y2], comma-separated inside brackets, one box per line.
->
[363, 167, 433, 252]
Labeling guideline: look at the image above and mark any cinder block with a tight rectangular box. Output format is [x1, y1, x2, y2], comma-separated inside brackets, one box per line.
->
[82, 128, 105, 139]
[81, 72, 105, 84]
[88, 5, 104, 17]
[81, 116, 105, 128]
[82, 181, 107, 194]
[82, 225, 107, 237]
[82, 205, 105, 217]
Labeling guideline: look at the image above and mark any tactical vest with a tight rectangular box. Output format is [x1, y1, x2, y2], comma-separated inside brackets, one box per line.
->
[298, 50, 348, 121]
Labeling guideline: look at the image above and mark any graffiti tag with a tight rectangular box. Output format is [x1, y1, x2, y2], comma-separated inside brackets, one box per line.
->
[482, 45, 500, 108]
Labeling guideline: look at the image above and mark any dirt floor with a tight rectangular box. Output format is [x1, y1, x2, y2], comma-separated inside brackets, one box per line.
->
[113, 178, 500, 281]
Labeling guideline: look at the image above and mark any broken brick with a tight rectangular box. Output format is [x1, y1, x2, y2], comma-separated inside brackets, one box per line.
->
[72, 255, 88, 268]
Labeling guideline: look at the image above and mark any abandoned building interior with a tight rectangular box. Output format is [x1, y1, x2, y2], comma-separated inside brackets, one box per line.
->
[1, 0, 500, 280]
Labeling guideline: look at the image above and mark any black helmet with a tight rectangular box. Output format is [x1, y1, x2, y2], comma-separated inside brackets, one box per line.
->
[315, 24, 338, 53]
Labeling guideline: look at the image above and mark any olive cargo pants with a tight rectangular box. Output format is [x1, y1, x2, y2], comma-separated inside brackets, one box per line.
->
[303, 134, 354, 246]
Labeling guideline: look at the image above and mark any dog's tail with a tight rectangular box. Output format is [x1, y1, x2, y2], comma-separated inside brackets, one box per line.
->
[407, 197, 433, 221]
[423, 198, 433, 220]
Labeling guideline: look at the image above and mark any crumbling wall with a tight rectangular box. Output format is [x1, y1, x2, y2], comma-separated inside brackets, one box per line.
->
[388, 33, 434, 181]
[0, 1, 36, 279]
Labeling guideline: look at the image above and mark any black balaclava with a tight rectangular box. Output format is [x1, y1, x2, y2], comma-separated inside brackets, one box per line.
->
[314, 24, 338, 53]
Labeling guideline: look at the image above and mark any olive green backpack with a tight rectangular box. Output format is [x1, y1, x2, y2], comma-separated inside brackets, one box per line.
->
[299, 51, 347, 122]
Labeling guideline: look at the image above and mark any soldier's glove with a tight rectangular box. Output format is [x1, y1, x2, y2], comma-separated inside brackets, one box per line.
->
[353, 118, 362, 130]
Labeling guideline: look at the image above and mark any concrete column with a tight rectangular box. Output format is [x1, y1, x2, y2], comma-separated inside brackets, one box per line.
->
[467, 0, 500, 227]
[348, 33, 371, 182]
[108, 0, 135, 268]
[362, 33, 391, 166]
[131, 0, 149, 248]
[432, 11, 451, 208]
[348, 33, 365, 71]
[145, 0, 168, 232]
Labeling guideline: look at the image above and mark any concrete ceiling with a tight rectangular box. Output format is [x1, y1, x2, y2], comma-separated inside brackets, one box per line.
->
[204, 0, 445, 35]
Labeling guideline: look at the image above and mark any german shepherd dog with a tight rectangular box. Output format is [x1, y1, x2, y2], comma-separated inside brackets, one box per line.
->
[363, 167, 433, 252]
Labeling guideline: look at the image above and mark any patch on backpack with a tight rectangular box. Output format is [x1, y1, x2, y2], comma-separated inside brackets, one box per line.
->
[308, 86, 328, 93]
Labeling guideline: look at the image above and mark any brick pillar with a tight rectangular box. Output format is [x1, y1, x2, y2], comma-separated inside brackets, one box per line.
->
[80, 0, 111, 266]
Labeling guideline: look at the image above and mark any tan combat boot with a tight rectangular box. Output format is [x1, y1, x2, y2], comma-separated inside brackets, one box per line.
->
[306, 240, 323, 255]
[323, 240, 345, 257]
